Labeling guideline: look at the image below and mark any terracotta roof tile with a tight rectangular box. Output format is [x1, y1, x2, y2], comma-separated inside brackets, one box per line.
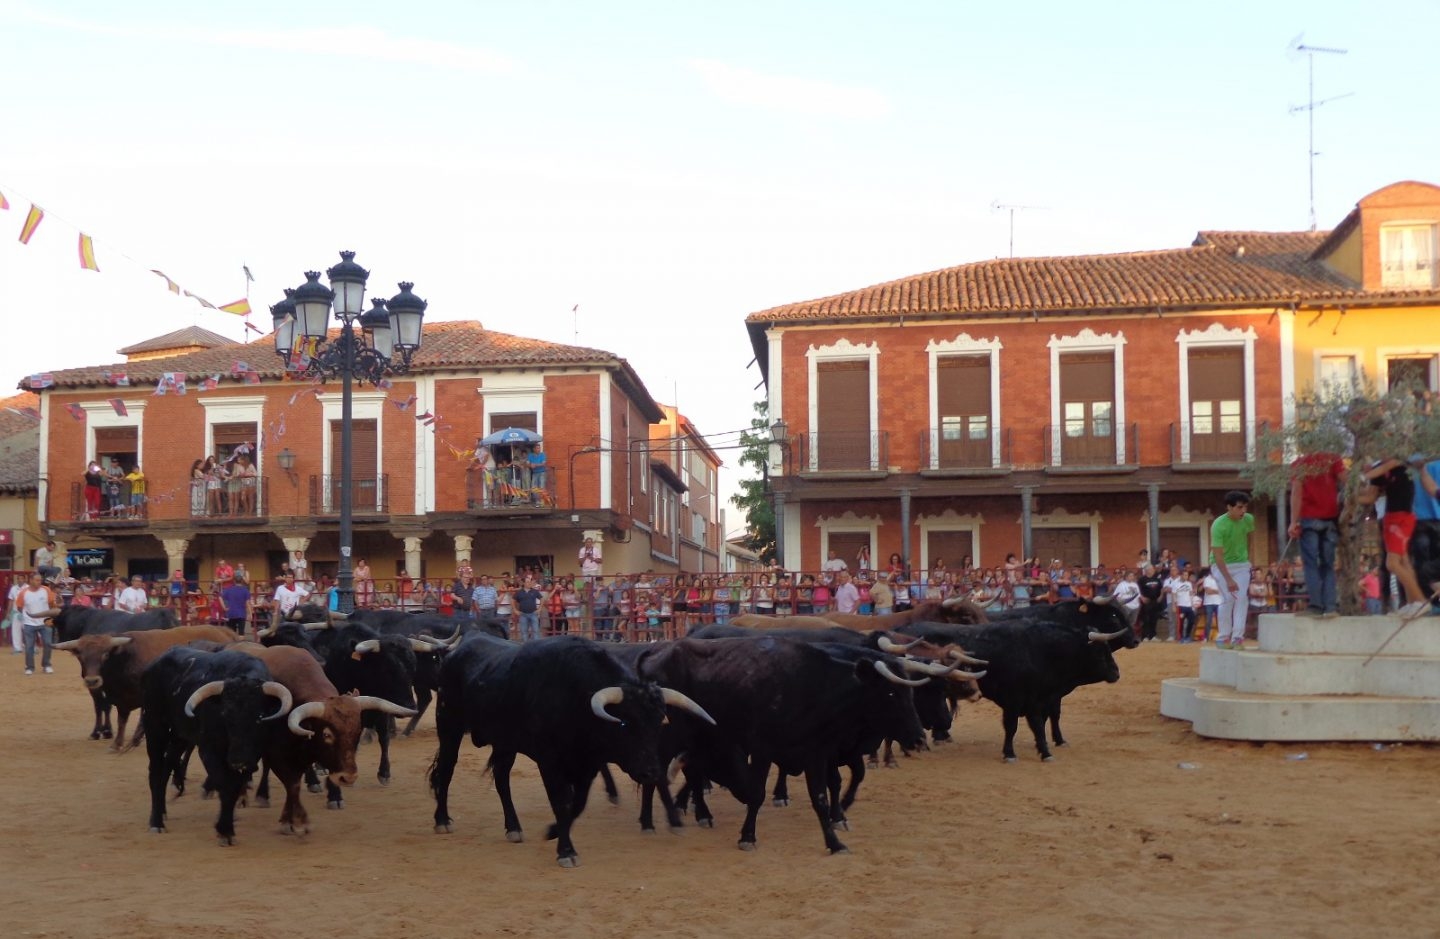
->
[117, 325, 239, 356]
[746, 229, 1440, 325]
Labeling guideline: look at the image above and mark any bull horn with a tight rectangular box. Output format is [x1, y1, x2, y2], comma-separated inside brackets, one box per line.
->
[590, 686, 624, 723]
[946, 669, 987, 681]
[877, 635, 921, 653]
[301, 621, 331, 632]
[943, 648, 989, 667]
[328, 611, 349, 623]
[874, 659, 928, 687]
[352, 639, 380, 655]
[353, 695, 418, 718]
[1091, 594, 1114, 605]
[409, 638, 443, 653]
[255, 623, 277, 639]
[52, 639, 81, 651]
[262, 681, 294, 720]
[108, 636, 134, 648]
[941, 596, 967, 608]
[184, 680, 227, 717]
[1089, 627, 1130, 642]
[898, 658, 955, 678]
[287, 701, 326, 738]
[660, 688, 716, 726]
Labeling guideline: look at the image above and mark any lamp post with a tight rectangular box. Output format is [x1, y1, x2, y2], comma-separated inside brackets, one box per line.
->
[271, 251, 427, 613]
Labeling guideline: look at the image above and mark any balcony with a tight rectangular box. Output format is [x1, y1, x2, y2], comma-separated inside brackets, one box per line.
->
[920, 427, 1012, 476]
[795, 430, 889, 476]
[1042, 422, 1140, 472]
[68, 482, 148, 528]
[464, 466, 557, 512]
[308, 474, 389, 516]
[1171, 420, 1264, 468]
[189, 478, 271, 524]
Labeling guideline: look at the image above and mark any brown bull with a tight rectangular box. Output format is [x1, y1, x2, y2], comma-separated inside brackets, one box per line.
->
[52, 626, 238, 752]
[820, 597, 990, 630]
[231, 642, 414, 835]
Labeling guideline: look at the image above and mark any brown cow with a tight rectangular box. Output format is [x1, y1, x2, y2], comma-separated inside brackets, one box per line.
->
[52, 625, 238, 752]
[231, 642, 414, 835]
[820, 597, 990, 631]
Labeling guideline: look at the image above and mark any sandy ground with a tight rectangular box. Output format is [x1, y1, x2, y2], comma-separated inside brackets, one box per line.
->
[1, 640, 1437, 939]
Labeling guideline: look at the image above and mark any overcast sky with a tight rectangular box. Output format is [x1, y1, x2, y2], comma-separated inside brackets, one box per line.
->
[2, 1, 1436, 534]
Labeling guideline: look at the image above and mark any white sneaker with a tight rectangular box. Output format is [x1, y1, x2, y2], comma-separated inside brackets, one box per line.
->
[23, 668, 33, 675]
[43, 666, 53, 674]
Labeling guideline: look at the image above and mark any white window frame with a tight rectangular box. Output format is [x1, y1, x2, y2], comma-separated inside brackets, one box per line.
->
[805, 337, 881, 472]
[1312, 348, 1364, 396]
[816, 511, 880, 573]
[1377, 347, 1440, 392]
[1380, 222, 1438, 288]
[81, 400, 148, 466]
[916, 510, 983, 572]
[199, 395, 266, 479]
[477, 374, 546, 438]
[1048, 328, 1127, 466]
[319, 390, 387, 512]
[1029, 508, 1102, 568]
[926, 333, 1003, 469]
[1175, 322, 1257, 464]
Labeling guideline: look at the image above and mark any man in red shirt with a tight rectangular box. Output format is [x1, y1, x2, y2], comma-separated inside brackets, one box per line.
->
[1287, 452, 1344, 617]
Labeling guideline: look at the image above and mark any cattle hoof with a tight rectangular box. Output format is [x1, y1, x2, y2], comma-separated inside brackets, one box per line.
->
[377, 775, 391, 787]
[148, 826, 165, 834]
[772, 798, 789, 807]
[506, 830, 524, 843]
[1003, 756, 1018, 763]
[306, 783, 323, 794]
[326, 800, 344, 810]
[217, 835, 235, 847]
[435, 823, 453, 834]
[697, 818, 714, 829]
[89, 731, 101, 740]
[101, 729, 113, 740]
[254, 797, 270, 809]
[737, 840, 757, 852]
[557, 855, 580, 869]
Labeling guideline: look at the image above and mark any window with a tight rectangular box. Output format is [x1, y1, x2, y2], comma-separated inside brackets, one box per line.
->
[212, 422, 258, 465]
[1318, 354, 1358, 389]
[1387, 355, 1438, 392]
[94, 426, 138, 472]
[815, 359, 871, 470]
[1381, 224, 1438, 288]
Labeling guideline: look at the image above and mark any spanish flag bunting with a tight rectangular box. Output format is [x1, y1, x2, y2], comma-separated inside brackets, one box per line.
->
[64, 403, 85, 421]
[78, 233, 99, 271]
[18, 204, 43, 244]
[219, 298, 252, 316]
[151, 270, 181, 294]
[183, 290, 217, 310]
[0, 190, 9, 210]
[108, 398, 128, 416]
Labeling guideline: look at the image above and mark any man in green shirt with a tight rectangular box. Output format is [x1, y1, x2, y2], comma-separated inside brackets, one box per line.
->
[1209, 490, 1255, 649]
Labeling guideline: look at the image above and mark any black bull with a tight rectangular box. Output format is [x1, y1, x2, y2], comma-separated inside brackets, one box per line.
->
[427, 634, 712, 868]
[900, 598, 1135, 762]
[51, 605, 178, 741]
[632, 636, 929, 855]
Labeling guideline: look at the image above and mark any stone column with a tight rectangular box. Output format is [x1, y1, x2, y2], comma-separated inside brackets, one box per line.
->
[899, 488, 912, 571]
[1147, 485, 1161, 564]
[453, 534, 474, 568]
[161, 538, 190, 578]
[403, 537, 424, 580]
[773, 491, 787, 570]
[1019, 487, 1034, 562]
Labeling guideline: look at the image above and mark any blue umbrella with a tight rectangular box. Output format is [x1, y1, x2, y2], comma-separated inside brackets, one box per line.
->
[480, 427, 542, 446]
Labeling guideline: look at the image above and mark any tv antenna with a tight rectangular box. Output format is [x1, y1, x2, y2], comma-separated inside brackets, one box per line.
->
[989, 200, 1047, 258]
[1287, 34, 1352, 231]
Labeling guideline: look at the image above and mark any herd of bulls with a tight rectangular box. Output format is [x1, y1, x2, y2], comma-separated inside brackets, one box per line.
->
[48, 594, 1136, 866]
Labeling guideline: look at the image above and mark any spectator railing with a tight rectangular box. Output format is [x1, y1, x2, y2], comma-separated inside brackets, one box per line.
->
[309, 474, 389, 515]
[795, 430, 889, 473]
[921, 426, 1012, 471]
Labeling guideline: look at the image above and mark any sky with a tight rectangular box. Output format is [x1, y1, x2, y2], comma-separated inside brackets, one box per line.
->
[2, 1, 1437, 536]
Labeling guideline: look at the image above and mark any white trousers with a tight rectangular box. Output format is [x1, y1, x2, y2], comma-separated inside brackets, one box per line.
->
[1216, 561, 1251, 643]
[9, 611, 22, 652]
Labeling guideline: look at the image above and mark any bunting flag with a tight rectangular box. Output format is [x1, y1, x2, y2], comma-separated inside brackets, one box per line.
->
[243, 265, 254, 283]
[0, 190, 9, 210]
[108, 398, 128, 416]
[182, 290, 217, 310]
[244, 320, 264, 335]
[102, 369, 129, 386]
[242, 369, 261, 385]
[78, 233, 99, 271]
[27, 373, 54, 389]
[393, 395, 416, 412]
[152, 270, 181, 294]
[18, 204, 43, 244]
[64, 403, 85, 421]
[219, 298, 251, 316]
[230, 360, 251, 376]
[199, 374, 221, 391]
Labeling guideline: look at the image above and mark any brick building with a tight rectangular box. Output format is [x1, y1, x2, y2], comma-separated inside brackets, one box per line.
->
[28, 320, 723, 588]
[746, 180, 1440, 575]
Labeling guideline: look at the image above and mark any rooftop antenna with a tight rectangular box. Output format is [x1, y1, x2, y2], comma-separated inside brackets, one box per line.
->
[1287, 34, 1352, 231]
[989, 200, 1047, 258]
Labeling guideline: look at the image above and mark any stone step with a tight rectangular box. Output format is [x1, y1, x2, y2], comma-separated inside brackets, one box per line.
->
[1257, 612, 1440, 657]
[1197, 646, 1440, 698]
[1160, 678, 1440, 742]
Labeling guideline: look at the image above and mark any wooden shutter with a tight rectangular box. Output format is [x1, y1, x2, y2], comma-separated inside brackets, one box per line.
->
[1188, 348, 1244, 401]
[330, 419, 378, 479]
[213, 422, 256, 449]
[490, 412, 538, 433]
[816, 360, 870, 469]
[94, 427, 138, 451]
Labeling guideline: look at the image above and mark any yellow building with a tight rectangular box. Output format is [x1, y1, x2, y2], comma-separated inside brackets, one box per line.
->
[1285, 181, 1440, 407]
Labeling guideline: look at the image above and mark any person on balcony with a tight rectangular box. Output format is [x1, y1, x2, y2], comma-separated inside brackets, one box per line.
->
[527, 443, 547, 505]
[103, 458, 125, 517]
[473, 444, 497, 507]
[189, 460, 206, 516]
[202, 456, 225, 517]
[123, 466, 147, 518]
[233, 455, 257, 515]
[82, 461, 104, 520]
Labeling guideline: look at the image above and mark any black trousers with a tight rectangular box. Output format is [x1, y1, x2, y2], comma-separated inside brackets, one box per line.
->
[1140, 601, 1163, 639]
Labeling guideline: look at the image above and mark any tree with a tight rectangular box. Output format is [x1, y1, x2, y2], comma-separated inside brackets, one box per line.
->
[1247, 376, 1440, 614]
[730, 400, 777, 564]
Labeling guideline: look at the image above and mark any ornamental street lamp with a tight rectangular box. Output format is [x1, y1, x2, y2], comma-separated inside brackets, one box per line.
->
[271, 251, 427, 613]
